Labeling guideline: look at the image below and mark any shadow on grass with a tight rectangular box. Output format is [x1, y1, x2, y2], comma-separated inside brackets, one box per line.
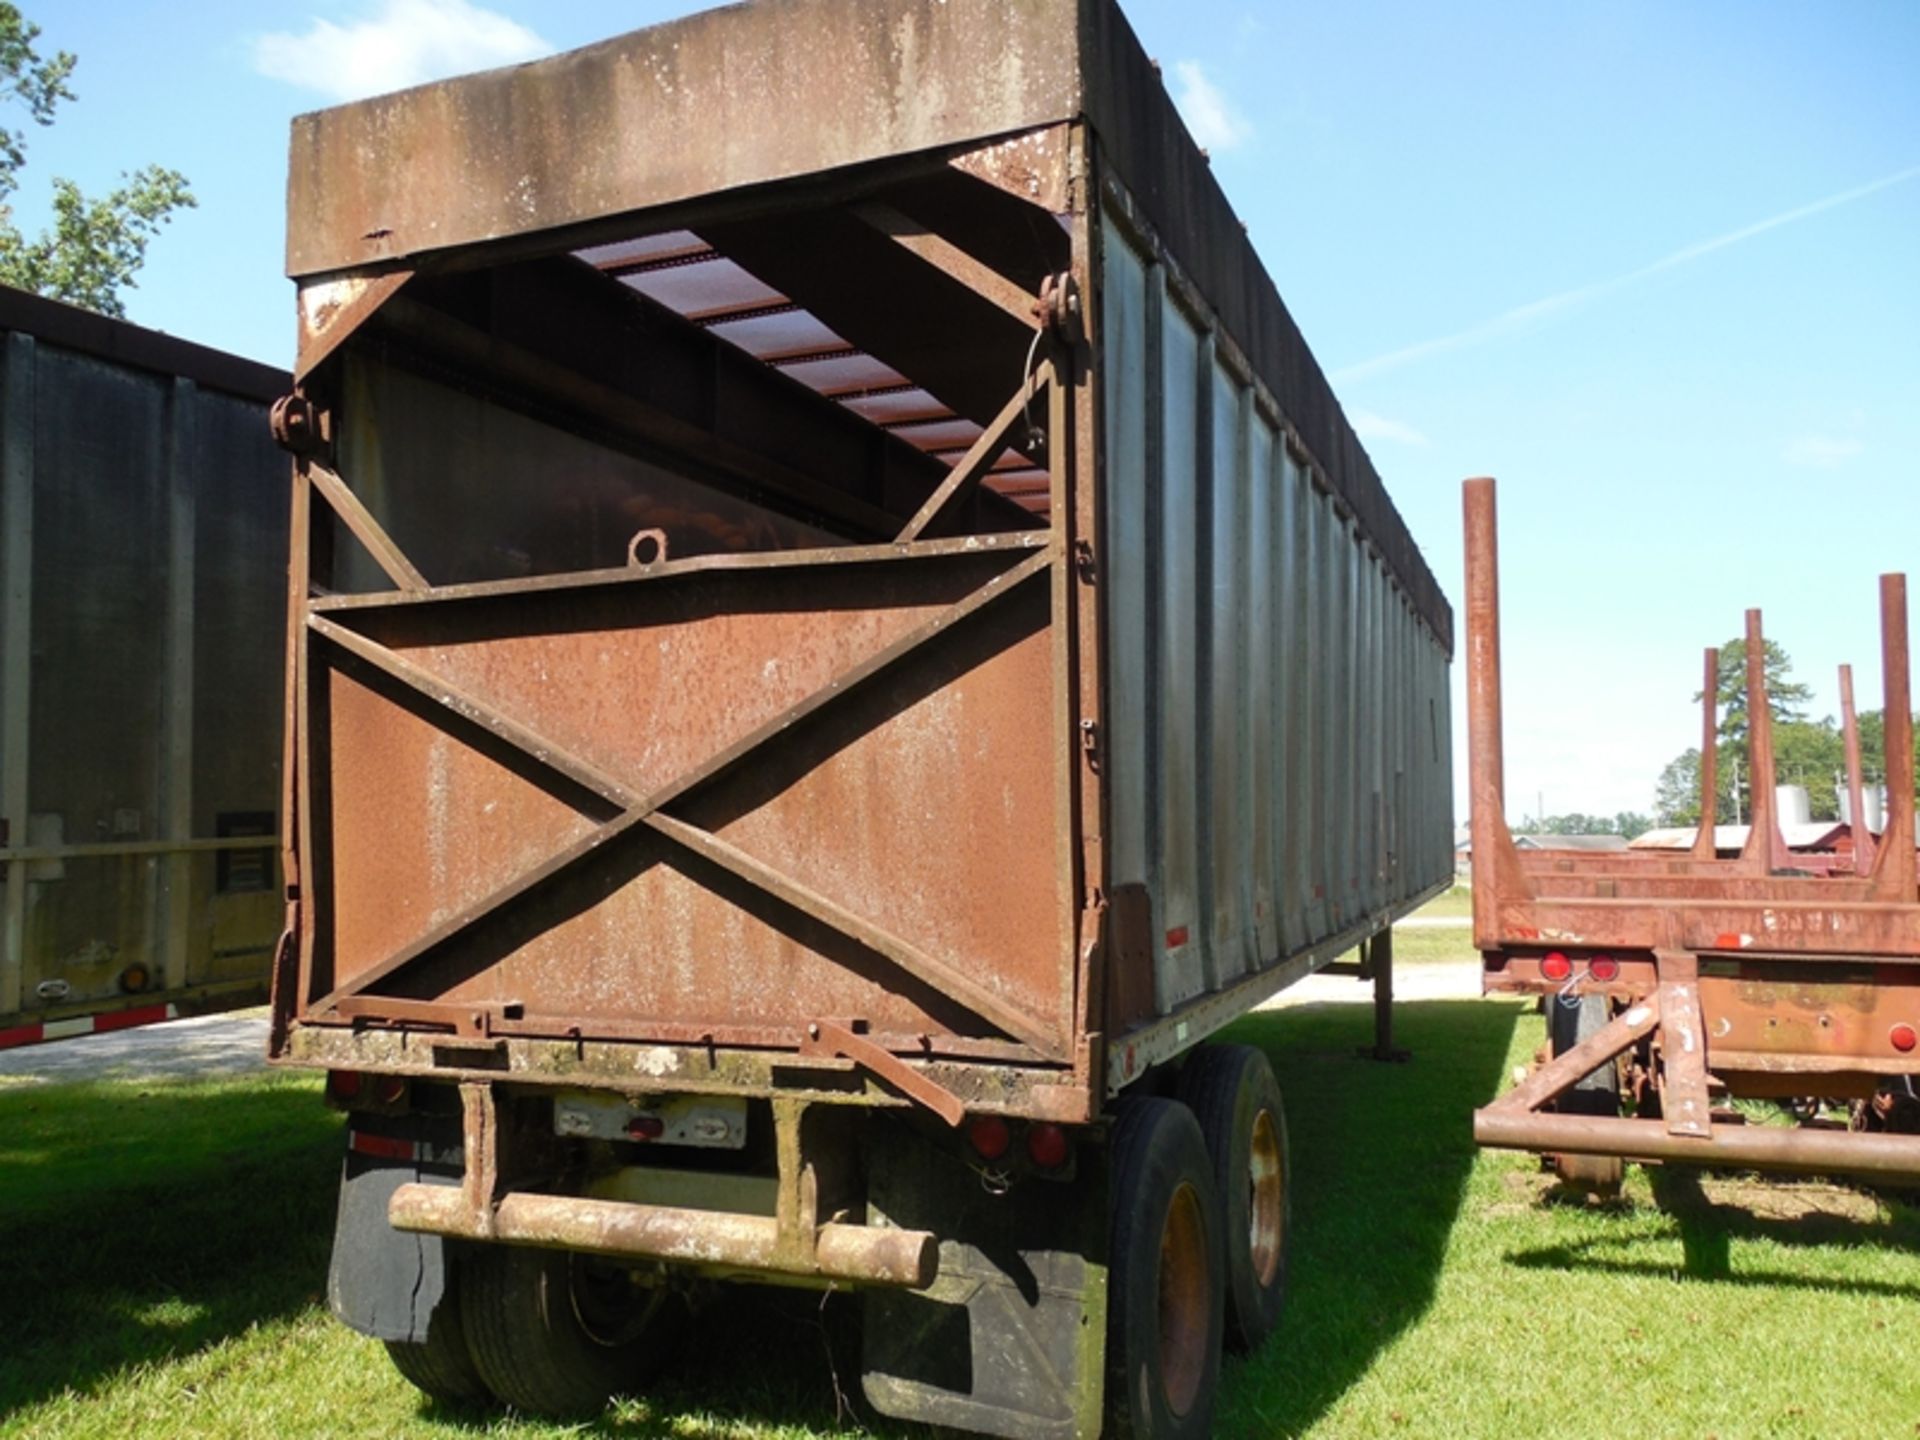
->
[1506, 1164, 1920, 1298]
[0, 1074, 896, 1440]
[1210, 998, 1523, 1438]
[0, 1073, 342, 1416]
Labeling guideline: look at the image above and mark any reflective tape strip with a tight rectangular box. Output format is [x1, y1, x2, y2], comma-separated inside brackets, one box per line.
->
[0, 1001, 180, 1050]
[348, 1131, 419, 1162]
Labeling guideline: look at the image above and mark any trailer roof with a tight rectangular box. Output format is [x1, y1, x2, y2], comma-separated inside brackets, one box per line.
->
[284, 0, 1449, 645]
[0, 285, 286, 402]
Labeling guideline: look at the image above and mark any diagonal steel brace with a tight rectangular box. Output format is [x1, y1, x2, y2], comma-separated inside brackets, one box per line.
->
[304, 548, 1060, 1055]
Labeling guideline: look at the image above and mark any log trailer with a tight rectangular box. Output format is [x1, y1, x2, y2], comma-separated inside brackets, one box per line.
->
[1466, 477, 1920, 1189]
[269, 4, 1455, 1436]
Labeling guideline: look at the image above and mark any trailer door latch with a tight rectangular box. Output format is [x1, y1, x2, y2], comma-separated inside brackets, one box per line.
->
[1079, 719, 1100, 771]
[803, 1019, 966, 1127]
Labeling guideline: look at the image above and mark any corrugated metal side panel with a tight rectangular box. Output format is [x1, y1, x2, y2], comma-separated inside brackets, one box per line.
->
[189, 387, 294, 988]
[1277, 449, 1311, 952]
[1246, 417, 1277, 960]
[1156, 291, 1206, 1008]
[1328, 511, 1354, 929]
[1430, 624, 1455, 879]
[1100, 224, 1151, 898]
[0, 338, 285, 1028]
[1207, 359, 1252, 984]
[1097, 218, 1452, 1035]
[22, 349, 169, 1011]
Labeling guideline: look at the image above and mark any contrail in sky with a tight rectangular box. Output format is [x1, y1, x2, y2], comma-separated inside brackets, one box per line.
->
[1332, 163, 1920, 385]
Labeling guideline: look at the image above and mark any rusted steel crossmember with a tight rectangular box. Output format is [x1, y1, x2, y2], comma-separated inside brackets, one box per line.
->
[389, 1086, 937, 1289]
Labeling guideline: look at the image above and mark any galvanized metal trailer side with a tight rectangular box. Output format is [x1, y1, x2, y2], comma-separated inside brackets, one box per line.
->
[271, 3, 1453, 1434]
[1464, 477, 1920, 1187]
[0, 286, 289, 1047]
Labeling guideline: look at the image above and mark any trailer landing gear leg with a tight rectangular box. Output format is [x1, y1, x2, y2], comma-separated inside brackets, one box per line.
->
[1361, 929, 1411, 1063]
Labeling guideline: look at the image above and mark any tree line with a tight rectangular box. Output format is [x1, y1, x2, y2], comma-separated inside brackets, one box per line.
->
[1511, 811, 1655, 841]
[1653, 638, 1920, 827]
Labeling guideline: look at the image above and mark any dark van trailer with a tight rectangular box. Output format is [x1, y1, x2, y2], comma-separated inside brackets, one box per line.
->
[0, 287, 288, 1047]
[271, 3, 1454, 1434]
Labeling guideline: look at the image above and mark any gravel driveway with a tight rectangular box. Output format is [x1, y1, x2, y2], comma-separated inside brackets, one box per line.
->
[0, 1010, 272, 1085]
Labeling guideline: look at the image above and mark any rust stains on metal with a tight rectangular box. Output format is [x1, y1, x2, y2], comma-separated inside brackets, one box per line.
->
[389, 1184, 938, 1289]
[802, 1018, 967, 1126]
[1692, 647, 1719, 860]
[1840, 663, 1877, 875]
[947, 125, 1073, 213]
[1474, 1108, 1920, 1184]
[284, 0, 1083, 278]
[294, 270, 411, 381]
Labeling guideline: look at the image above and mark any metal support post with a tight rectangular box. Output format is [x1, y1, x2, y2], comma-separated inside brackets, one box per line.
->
[1360, 927, 1410, 1062]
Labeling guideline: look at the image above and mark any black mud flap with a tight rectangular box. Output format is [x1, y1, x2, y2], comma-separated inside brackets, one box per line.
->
[326, 1112, 463, 1344]
[862, 1119, 1107, 1440]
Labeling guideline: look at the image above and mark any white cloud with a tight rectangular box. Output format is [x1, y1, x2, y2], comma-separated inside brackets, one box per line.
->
[1784, 433, 1864, 469]
[253, 0, 552, 103]
[1347, 407, 1429, 447]
[1172, 60, 1251, 153]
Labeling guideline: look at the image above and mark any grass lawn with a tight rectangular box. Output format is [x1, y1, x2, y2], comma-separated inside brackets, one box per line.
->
[1371, 925, 1472, 966]
[5, 1004, 1919, 1439]
[1410, 883, 1473, 920]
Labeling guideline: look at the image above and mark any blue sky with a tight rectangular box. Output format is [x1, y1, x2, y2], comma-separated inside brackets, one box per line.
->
[21, 0, 1919, 822]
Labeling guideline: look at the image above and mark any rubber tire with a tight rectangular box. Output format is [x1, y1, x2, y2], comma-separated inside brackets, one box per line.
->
[458, 1245, 664, 1417]
[1178, 1044, 1290, 1351]
[1548, 994, 1624, 1190]
[1547, 994, 1621, 1117]
[384, 1320, 488, 1406]
[1105, 1096, 1226, 1440]
[380, 1242, 489, 1405]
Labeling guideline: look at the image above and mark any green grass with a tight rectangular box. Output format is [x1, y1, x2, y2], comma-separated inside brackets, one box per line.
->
[6, 1006, 1920, 1439]
[1374, 926, 1473, 966]
[1331, 923, 1474, 969]
[1411, 883, 1473, 920]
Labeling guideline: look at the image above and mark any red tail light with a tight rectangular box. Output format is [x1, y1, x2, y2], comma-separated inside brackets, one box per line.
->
[1892, 1024, 1917, 1054]
[1588, 955, 1620, 982]
[625, 1115, 666, 1141]
[967, 1116, 1011, 1161]
[1026, 1122, 1070, 1170]
[1540, 952, 1573, 982]
[326, 1070, 362, 1103]
[374, 1074, 408, 1106]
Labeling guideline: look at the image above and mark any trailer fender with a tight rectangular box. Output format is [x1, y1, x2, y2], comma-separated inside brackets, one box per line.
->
[327, 1116, 463, 1344]
[862, 1117, 1107, 1440]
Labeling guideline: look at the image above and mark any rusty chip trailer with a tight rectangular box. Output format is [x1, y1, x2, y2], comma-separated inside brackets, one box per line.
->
[1464, 476, 1920, 1188]
[271, 3, 1454, 1434]
[0, 286, 288, 1048]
